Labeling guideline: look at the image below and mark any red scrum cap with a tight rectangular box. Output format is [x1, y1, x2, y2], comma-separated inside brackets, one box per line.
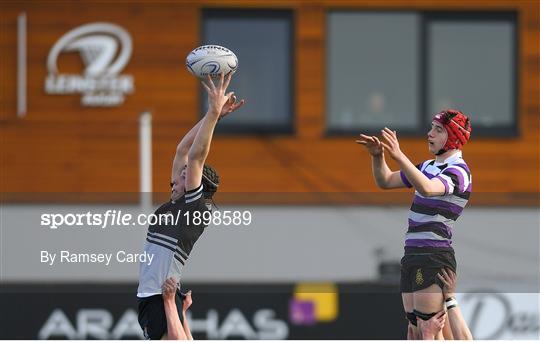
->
[433, 109, 472, 153]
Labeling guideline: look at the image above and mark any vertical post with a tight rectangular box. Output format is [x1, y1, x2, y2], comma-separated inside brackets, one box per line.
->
[17, 12, 27, 118]
[139, 111, 152, 213]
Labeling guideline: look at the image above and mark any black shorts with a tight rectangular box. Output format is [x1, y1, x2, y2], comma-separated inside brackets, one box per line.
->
[400, 248, 457, 293]
[137, 292, 184, 340]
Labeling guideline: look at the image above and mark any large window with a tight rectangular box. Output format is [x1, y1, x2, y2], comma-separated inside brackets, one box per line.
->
[427, 13, 517, 135]
[327, 12, 421, 134]
[327, 11, 517, 136]
[203, 10, 294, 134]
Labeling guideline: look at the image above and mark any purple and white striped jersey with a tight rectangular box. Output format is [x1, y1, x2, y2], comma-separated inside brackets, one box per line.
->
[399, 151, 471, 250]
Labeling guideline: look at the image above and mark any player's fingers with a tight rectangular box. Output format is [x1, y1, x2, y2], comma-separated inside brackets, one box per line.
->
[223, 72, 232, 90]
[230, 99, 245, 112]
[384, 127, 398, 141]
[380, 142, 391, 151]
[383, 127, 397, 140]
[355, 140, 368, 145]
[201, 80, 211, 93]
[372, 136, 382, 145]
[218, 72, 225, 91]
[206, 75, 216, 91]
[359, 134, 372, 140]
[357, 137, 373, 145]
[381, 131, 394, 145]
[441, 268, 450, 280]
[438, 274, 450, 287]
[167, 279, 177, 289]
[446, 268, 456, 279]
[439, 315, 446, 325]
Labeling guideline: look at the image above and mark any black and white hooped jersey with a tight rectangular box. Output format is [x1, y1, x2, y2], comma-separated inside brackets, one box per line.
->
[137, 184, 208, 297]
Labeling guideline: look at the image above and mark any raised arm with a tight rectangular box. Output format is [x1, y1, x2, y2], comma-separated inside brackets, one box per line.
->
[171, 119, 204, 182]
[185, 73, 234, 191]
[181, 291, 194, 340]
[162, 278, 187, 340]
[438, 269, 474, 340]
[171, 92, 245, 182]
[418, 310, 447, 340]
[380, 127, 446, 197]
[356, 134, 405, 189]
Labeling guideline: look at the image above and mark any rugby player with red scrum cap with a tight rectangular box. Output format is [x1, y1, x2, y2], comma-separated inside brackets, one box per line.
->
[356, 110, 472, 339]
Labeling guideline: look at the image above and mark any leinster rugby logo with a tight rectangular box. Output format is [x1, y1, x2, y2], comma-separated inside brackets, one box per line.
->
[45, 22, 134, 107]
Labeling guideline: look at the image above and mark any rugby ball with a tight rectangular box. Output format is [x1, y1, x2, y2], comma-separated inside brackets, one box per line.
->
[186, 45, 238, 79]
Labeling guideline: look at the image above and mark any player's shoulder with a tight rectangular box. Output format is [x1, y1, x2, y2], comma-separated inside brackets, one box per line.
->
[184, 183, 204, 205]
[444, 155, 471, 175]
[418, 159, 435, 170]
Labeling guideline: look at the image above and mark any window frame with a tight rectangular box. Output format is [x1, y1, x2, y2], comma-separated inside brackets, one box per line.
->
[201, 8, 296, 135]
[325, 9, 519, 138]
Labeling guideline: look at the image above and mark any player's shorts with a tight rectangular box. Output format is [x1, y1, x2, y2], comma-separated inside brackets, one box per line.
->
[137, 291, 184, 340]
[400, 247, 456, 293]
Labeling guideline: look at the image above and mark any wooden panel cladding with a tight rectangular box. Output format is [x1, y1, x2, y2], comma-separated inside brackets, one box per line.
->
[0, 0, 538, 206]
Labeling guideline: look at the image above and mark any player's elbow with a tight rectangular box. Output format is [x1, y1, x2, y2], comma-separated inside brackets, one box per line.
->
[375, 177, 391, 189]
[417, 185, 439, 197]
[378, 182, 391, 190]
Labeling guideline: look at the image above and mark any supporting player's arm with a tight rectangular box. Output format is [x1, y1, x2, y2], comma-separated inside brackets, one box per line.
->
[182, 291, 194, 340]
[438, 269, 474, 340]
[162, 278, 187, 340]
[356, 134, 405, 189]
[418, 310, 446, 340]
[185, 73, 237, 191]
[379, 127, 446, 197]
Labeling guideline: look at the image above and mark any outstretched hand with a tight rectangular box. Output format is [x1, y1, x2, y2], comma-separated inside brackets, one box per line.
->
[355, 134, 384, 157]
[162, 277, 178, 303]
[219, 92, 246, 120]
[182, 290, 193, 312]
[418, 310, 446, 339]
[201, 73, 234, 117]
[380, 127, 404, 161]
[438, 268, 457, 299]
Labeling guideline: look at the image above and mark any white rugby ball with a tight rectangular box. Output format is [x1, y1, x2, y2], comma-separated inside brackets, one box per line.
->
[186, 45, 238, 79]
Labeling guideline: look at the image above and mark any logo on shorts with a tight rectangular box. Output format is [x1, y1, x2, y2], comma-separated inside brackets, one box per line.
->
[415, 268, 424, 285]
[45, 22, 134, 107]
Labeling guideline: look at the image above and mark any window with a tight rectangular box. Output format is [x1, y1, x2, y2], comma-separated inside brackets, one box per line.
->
[327, 11, 517, 136]
[327, 12, 421, 134]
[427, 12, 517, 135]
[203, 9, 294, 134]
